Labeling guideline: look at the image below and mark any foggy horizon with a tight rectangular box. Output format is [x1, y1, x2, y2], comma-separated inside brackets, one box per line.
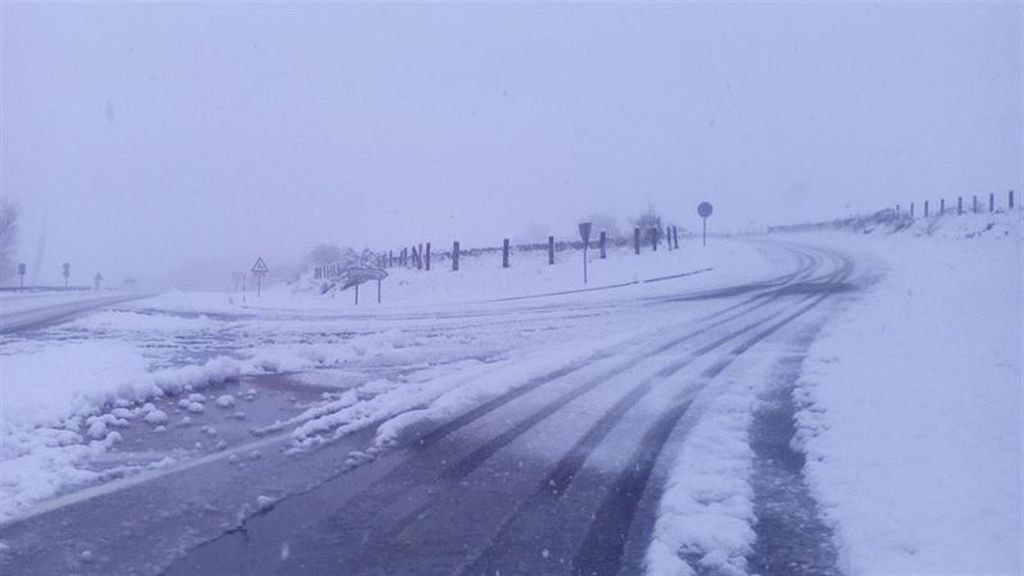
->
[3, 2, 1021, 288]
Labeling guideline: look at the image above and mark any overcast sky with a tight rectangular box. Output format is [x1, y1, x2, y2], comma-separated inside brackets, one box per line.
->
[2, 2, 1021, 288]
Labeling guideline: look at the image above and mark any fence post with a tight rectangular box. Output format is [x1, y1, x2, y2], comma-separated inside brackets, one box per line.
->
[910, 202, 915, 218]
[924, 201, 929, 217]
[425, 242, 431, 271]
[940, 199, 945, 214]
[673, 226, 679, 249]
[388, 250, 393, 267]
[651, 228, 658, 251]
[452, 241, 460, 271]
[1011, 190, 1015, 209]
[418, 244, 424, 270]
[666, 227, 672, 251]
[377, 279, 382, 304]
[989, 193, 995, 212]
[973, 195, 978, 213]
[548, 236, 555, 265]
[599, 231, 607, 259]
[354, 283, 359, 306]
[502, 239, 510, 268]
[896, 204, 900, 217]
[633, 227, 640, 255]
[958, 197, 963, 215]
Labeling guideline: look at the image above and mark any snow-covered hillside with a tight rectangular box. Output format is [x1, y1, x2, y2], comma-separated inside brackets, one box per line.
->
[791, 210, 1022, 574]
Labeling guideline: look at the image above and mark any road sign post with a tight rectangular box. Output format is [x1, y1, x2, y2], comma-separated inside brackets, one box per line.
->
[94, 272, 103, 291]
[341, 268, 388, 305]
[231, 271, 244, 294]
[578, 222, 592, 284]
[697, 202, 714, 247]
[17, 263, 25, 288]
[251, 257, 269, 298]
[62, 262, 71, 288]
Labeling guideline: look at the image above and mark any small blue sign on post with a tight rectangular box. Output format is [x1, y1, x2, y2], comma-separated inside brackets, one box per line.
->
[697, 202, 714, 247]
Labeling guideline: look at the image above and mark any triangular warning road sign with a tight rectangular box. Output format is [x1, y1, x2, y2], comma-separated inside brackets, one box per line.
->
[252, 257, 269, 274]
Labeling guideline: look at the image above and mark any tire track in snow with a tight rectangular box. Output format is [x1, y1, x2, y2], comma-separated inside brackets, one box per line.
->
[459, 248, 849, 575]
[274, 248, 836, 572]
[572, 283, 847, 576]
[271, 249, 819, 450]
[162, 245, 826, 575]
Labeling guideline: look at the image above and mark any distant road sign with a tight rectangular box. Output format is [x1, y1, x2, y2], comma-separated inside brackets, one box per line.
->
[62, 262, 71, 277]
[251, 257, 269, 276]
[18, 263, 26, 276]
[697, 201, 714, 246]
[341, 267, 388, 289]
[250, 258, 270, 297]
[578, 222, 593, 284]
[578, 222, 593, 244]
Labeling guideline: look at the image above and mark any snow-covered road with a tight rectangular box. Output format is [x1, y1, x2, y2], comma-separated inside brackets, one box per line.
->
[0, 240, 867, 575]
[0, 292, 151, 335]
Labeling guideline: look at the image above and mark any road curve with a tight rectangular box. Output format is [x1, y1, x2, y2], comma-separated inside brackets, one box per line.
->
[0, 241, 861, 576]
[164, 242, 855, 576]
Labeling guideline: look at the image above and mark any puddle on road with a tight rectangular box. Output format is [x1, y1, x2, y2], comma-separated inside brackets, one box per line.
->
[82, 371, 362, 475]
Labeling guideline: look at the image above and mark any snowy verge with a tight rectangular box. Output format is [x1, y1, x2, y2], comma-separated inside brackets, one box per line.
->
[790, 214, 1022, 574]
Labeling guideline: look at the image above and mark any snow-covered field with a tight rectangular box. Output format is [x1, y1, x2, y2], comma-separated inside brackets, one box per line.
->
[142, 240, 771, 313]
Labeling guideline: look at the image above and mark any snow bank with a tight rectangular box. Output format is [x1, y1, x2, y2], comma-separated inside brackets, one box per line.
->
[646, 366, 769, 576]
[791, 211, 1022, 574]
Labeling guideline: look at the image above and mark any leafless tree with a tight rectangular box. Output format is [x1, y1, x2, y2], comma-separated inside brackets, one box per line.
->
[633, 204, 662, 231]
[306, 243, 345, 267]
